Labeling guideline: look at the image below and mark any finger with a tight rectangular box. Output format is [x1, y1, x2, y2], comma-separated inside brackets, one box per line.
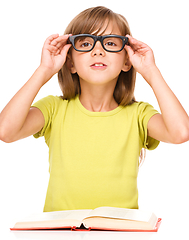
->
[50, 34, 71, 48]
[124, 44, 134, 56]
[124, 37, 134, 56]
[60, 44, 72, 58]
[126, 35, 148, 51]
[46, 45, 59, 53]
[44, 34, 59, 46]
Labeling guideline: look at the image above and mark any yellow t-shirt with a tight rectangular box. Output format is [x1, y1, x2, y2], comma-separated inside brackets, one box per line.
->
[32, 95, 159, 212]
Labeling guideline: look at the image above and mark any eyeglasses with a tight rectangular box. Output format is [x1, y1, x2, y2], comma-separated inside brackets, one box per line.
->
[69, 34, 128, 53]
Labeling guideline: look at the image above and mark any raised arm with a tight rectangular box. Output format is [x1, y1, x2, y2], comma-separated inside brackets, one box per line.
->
[0, 34, 71, 143]
[125, 35, 189, 144]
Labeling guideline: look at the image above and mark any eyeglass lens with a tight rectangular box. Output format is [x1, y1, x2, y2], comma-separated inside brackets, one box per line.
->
[74, 36, 124, 52]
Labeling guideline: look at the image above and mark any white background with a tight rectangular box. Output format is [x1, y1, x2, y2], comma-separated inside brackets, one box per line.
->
[0, 0, 188, 239]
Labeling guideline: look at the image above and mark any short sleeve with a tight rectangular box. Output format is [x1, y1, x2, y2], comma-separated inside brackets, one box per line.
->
[31, 95, 59, 142]
[138, 102, 160, 150]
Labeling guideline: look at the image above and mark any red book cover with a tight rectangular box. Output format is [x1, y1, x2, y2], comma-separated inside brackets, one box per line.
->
[10, 218, 162, 232]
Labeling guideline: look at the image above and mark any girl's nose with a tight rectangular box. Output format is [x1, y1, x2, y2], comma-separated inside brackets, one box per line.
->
[91, 41, 106, 56]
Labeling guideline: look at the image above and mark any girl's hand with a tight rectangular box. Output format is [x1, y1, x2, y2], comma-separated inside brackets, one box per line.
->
[125, 35, 157, 84]
[125, 35, 189, 144]
[40, 34, 72, 78]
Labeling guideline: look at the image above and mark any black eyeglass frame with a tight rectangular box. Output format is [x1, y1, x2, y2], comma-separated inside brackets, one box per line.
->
[69, 34, 129, 53]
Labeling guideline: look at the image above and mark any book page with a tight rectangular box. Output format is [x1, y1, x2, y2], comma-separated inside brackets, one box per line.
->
[21, 209, 92, 222]
[87, 207, 153, 222]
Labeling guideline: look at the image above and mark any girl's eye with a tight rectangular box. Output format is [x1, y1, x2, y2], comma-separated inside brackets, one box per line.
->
[81, 42, 92, 47]
[105, 41, 116, 46]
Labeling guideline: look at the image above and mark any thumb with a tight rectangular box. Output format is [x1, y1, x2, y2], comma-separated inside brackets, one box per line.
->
[60, 44, 72, 62]
[124, 44, 134, 61]
[124, 35, 134, 58]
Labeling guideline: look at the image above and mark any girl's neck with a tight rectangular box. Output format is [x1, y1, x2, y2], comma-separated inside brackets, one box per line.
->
[79, 81, 118, 112]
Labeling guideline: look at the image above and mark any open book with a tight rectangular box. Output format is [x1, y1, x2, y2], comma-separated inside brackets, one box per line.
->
[11, 206, 161, 232]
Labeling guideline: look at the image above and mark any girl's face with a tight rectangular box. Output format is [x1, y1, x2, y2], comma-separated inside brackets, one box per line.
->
[69, 22, 131, 87]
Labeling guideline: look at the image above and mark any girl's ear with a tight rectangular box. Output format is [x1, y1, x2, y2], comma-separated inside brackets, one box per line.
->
[66, 55, 77, 74]
[122, 56, 132, 72]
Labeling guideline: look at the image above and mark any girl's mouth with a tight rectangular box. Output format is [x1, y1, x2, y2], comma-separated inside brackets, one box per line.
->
[90, 62, 107, 69]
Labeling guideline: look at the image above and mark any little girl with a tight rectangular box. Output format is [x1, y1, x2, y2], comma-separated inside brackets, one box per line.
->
[0, 6, 188, 212]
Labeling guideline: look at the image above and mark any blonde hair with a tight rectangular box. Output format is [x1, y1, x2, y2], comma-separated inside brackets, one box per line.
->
[58, 6, 136, 106]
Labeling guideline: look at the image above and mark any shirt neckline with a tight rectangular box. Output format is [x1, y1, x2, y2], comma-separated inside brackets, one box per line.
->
[75, 95, 123, 117]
